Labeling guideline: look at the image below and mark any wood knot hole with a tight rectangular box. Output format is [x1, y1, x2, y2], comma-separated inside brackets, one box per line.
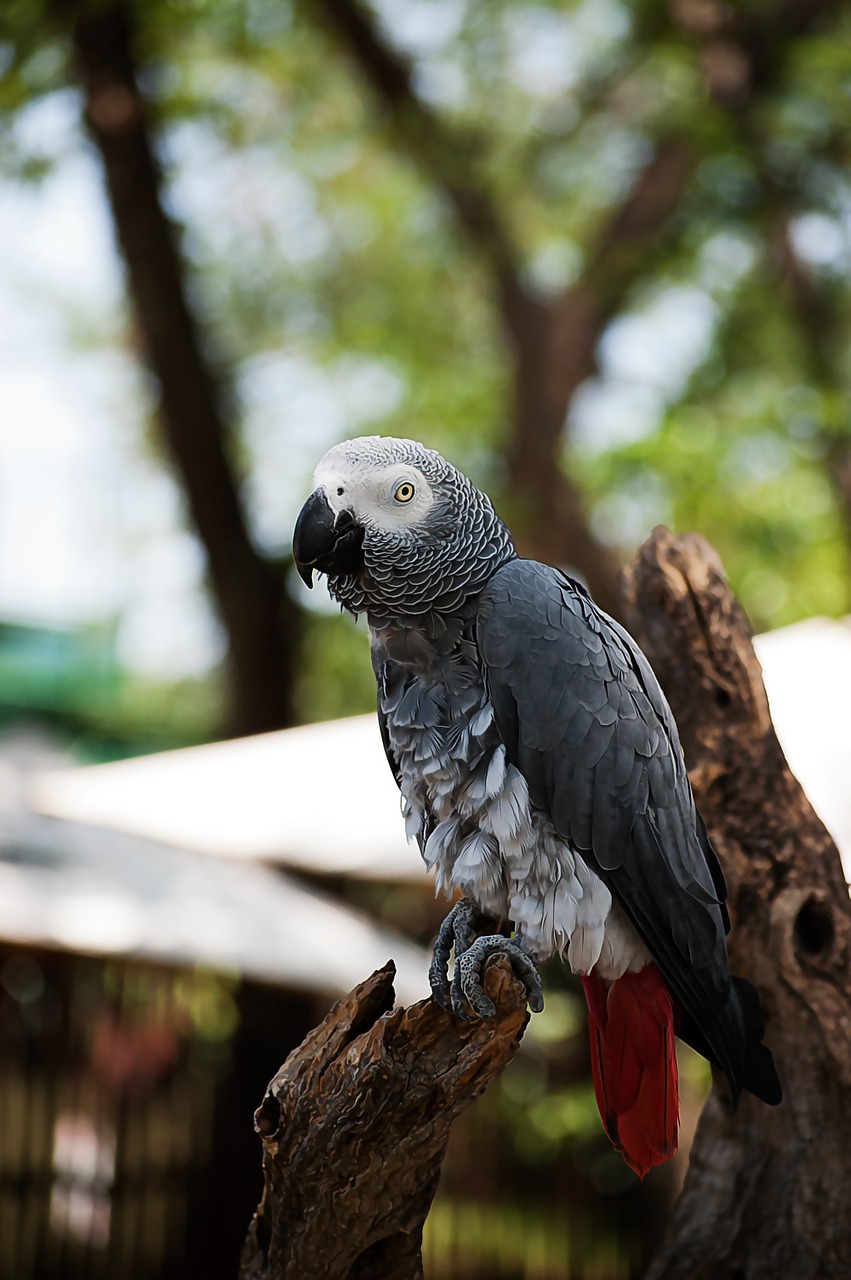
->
[254, 1093, 281, 1138]
[793, 897, 834, 960]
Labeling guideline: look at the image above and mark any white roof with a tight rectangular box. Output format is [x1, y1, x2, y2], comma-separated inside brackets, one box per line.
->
[754, 617, 851, 864]
[27, 617, 851, 887]
[0, 810, 428, 1003]
[29, 714, 424, 880]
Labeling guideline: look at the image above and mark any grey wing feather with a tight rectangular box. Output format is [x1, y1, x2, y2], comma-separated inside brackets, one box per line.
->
[374, 657, 434, 854]
[372, 646, 403, 791]
[476, 559, 751, 1091]
[377, 696, 402, 790]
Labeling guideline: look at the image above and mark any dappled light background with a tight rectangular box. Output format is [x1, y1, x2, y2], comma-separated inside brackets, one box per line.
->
[1, 0, 850, 1277]
[3, 0, 851, 746]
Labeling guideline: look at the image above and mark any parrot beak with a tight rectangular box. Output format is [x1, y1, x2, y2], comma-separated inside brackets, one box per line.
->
[293, 488, 364, 588]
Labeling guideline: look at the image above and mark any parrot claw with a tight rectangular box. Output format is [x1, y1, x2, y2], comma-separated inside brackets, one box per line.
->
[451, 935, 545, 1020]
[429, 897, 490, 1009]
[429, 899, 544, 1020]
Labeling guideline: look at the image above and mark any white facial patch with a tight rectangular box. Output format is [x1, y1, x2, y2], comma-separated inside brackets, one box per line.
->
[314, 452, 435, 532]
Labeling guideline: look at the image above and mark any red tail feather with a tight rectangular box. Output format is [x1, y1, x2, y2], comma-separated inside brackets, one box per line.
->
[581, 965, 680, 1179]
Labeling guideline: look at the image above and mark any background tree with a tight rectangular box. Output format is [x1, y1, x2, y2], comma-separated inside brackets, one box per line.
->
[4, 0, 850, 736]
[70, 0, 303, 737]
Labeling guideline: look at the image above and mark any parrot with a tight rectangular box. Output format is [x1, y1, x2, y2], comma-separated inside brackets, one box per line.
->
[293, 435, 781, 1177]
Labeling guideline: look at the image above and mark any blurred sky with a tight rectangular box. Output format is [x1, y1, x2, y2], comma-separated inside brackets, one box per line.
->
[3, 91, 422, 680]
[1, 92, 225, 679]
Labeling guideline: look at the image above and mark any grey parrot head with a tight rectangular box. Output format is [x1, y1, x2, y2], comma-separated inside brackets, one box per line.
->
[293, 436, 514, 619]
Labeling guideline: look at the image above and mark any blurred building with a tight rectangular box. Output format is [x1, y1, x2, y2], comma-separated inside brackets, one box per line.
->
[0, 726, 429, 1280]
[29, 617, 851, 882]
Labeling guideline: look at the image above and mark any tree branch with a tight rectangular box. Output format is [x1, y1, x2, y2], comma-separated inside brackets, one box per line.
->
[502, 139, 694, 614]
[239, 958, 529, 1280]
[623, 528, 851, 1280]
[67, 0, 301, 736]
[312, 0, 520, 282]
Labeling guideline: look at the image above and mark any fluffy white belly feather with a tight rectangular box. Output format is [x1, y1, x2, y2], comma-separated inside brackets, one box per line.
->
[383, 671, 649, 982]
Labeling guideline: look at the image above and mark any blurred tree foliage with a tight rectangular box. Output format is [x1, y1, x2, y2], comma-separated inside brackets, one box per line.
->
[1, 0, 850, 733]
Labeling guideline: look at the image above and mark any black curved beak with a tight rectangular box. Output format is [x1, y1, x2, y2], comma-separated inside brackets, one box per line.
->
[293, 489, 364, 588]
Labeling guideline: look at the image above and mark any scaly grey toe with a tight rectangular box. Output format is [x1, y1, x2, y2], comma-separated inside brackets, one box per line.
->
[428, 897, 490, 1008]
[451, 935, 545, 1019]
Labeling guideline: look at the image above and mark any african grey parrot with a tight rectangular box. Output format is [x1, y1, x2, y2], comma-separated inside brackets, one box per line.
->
[293, 436, 781, 1176]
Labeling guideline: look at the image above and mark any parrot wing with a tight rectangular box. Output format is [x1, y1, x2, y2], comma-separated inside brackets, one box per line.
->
[376, 695, 402, 790]
[476, 557, 780, 1105]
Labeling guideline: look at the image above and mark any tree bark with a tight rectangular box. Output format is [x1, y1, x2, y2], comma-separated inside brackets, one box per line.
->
[68, 0, 300, 737]
[623, 528, 851, 1280]
[238, 959, 529, 1280]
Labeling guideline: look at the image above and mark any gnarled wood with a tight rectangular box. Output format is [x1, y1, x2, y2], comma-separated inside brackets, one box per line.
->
[624, 528, 851, 1280]
[239, 959, 529, 1280]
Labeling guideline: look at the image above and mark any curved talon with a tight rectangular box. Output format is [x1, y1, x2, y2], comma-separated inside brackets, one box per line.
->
[451, 935, 545, 1020]
[428, 897, 490, 1008]
[428, 953, 451, 1010]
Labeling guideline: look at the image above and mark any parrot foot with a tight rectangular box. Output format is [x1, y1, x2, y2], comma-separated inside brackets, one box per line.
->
[428, 897, 487, 1012]
[451, 935, 545, 1021]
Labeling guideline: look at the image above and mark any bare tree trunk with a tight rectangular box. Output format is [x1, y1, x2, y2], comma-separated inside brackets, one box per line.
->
[238, 960, 529, 1280]
[67, 0, 300, 737]
[622, 529, 851, 1280]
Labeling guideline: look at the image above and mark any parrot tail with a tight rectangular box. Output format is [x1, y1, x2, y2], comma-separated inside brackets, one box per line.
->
[581, 965, 681, 1179]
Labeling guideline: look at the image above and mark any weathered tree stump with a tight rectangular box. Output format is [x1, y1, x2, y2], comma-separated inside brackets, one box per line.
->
[238, 958, 529, 1280]
[623, 529, 851, 1280]
[240, 527, 851, 1280]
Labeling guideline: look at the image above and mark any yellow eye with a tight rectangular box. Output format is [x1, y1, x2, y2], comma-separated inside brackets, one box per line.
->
[394, 482, 415, 504]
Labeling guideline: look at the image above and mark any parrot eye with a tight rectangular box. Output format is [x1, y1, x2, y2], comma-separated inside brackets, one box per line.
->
[394, 482, 415, 504]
